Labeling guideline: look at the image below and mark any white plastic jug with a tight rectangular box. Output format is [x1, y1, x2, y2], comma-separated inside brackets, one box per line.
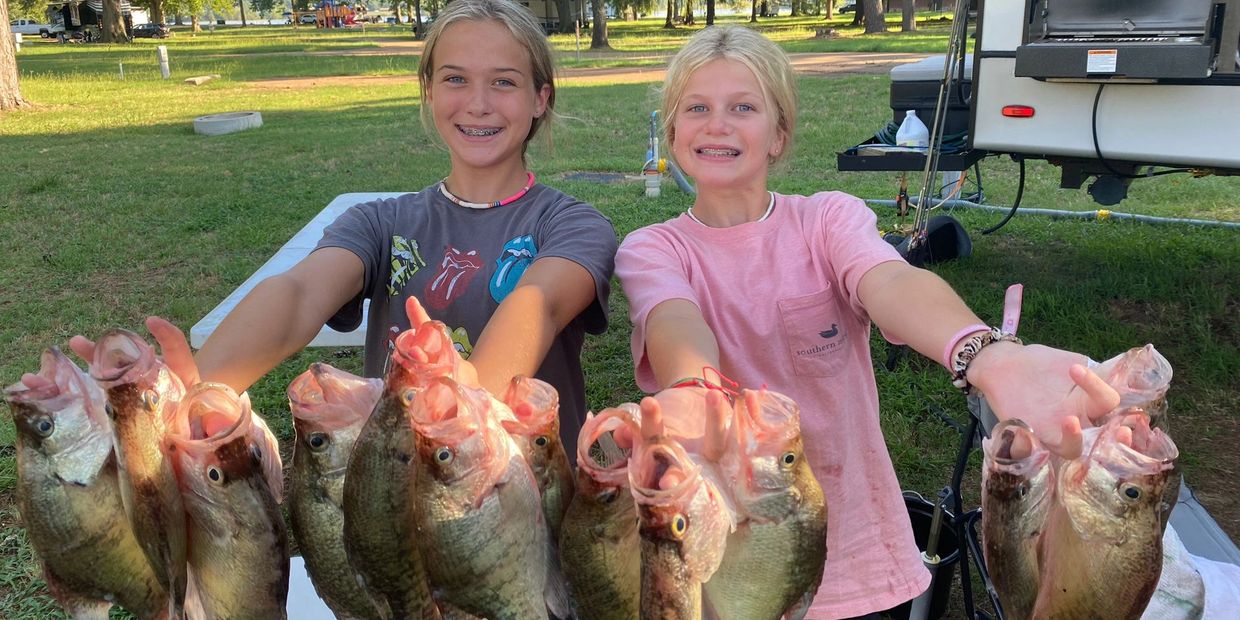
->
[896, 110, 929, 149]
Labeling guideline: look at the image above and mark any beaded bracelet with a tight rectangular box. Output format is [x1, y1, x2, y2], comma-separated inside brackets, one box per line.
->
[668, 367, 742, 401]
[950, 327, 1022, 393]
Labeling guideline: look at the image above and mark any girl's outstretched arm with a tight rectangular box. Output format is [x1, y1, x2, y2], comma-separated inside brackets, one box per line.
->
[641, 299, 721, 389]
[194, 247, 366, 393]
[466, 256, 599, 396]
[857, 260, 1118, 458]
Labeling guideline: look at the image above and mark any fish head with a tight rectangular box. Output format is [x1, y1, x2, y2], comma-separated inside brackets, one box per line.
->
[91, 329, 185, 431]
[630, 437, 733, 582]
[170, 383, 283, 501]
[500, 376, 561, 459]
[6, 348, 113, 484]
[982, 419, 1055, 517]
[289, 363, 379, 475]
[733, 389, 808, 503]
[391, 319, 460, 386]
[412, 377, 508, 505]
[1059, 412, 1178, 544]
[1095, 344, 1173, 414]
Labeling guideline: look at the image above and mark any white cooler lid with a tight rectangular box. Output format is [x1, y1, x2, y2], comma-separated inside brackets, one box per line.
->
[890, 53, 974, 82]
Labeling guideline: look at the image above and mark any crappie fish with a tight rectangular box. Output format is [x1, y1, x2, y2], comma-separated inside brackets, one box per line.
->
[288, 363, 384, 620]
[631, 397, 735, 620]
[412, 377, 563, 620]
[166, 382, 289, 619]
[981, 419, 1054, 620]
[1093, 344, 1180, 528]
[559, 405, 642, 620]
[501, 376, 575, 544]
[342, 328, 442, 620]
[1033, 413, 1178, 620]
[90, 329, 188, 617]
[705, 389, 827, 620]
[6, 348, 168, 619]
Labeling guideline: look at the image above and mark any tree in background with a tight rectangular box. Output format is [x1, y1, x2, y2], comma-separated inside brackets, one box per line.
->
[101, 0, 130, 42]
[704, 0, 713, 25]
[409, 0, 424, 38]
[863, 0, 885, 32]
[249, 0, 281, 18]
[589, 0, 608, 48]
[11, 0, 49, 20]
[1, 0, 28, 111]
[681, 0, 692, 25]
[901, 0, 914, 31]
[663, 0, 672, 27]
[166, 0, 231, 32]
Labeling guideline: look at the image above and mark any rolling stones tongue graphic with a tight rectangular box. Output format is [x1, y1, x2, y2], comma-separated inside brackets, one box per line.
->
[490, 235, 537, 303]
[425, 246, 483, 311]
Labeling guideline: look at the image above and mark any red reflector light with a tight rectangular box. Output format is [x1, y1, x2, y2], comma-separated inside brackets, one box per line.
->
[1002, 105, 1036, 118]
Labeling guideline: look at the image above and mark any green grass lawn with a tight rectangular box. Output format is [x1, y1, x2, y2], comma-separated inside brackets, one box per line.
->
[2, 16, 1238, 618]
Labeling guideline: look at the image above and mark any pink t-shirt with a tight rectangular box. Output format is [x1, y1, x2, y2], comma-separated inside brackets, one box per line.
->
[615, 191, 930, 619]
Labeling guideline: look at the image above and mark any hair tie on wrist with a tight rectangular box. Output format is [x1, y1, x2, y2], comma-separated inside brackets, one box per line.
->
[951, 327, 1023, 394]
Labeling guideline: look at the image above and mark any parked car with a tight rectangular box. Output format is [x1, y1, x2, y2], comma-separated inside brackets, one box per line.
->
[10, 18, 64, 38]
[131, 23, 171, 38]
[839, 0, 857, 13]
[299, 13, 318, 24]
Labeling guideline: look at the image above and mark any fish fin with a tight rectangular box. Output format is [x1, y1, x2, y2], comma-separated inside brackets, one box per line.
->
[782, 589, 816, 620]
[44, 569, 112, 620]
[543, 533, 575, 619]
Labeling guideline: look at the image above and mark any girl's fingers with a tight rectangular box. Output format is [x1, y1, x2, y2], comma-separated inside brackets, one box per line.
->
[1044, 416, 1084, 460]
[146, 316, 200, 386]
[67, 335, 96, 364]
[405, 296, 432, 328]
[640, 396, 664, 442]
[1068, 363, 1121, 424]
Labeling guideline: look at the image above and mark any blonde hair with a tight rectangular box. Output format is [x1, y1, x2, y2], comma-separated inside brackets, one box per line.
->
[661, 26, 797, 164]
[417, 0, 557, 157]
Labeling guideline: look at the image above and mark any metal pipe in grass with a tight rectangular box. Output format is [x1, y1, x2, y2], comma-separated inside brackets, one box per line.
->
[865, 199, 1240, 229]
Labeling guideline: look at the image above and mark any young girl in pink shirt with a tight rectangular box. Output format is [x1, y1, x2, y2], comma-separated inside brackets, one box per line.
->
[615, 26, 1121, 619]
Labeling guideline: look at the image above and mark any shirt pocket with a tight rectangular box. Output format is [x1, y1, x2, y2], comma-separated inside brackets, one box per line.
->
[777, 287, 851, 378]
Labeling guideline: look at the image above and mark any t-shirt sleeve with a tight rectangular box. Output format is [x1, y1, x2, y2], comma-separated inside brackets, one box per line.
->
[815, 192, 907, 342]
[314, 199, 389, 332]
[615, 226, 698, 393]
[535, 200, 618, 335]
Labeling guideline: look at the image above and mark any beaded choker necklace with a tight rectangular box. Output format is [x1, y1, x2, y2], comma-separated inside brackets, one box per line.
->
[686, 192, 775, 227]
[439, 172, 536, 209]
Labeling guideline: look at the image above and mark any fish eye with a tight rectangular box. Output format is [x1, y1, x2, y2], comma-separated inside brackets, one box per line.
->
[781, 452, 797, 467]
[435, 447, 454, 464]
[401, 388, 417, 405]
[534, 436, 549, 447]
[1120, 483, 1141, 500]
[1018, 482, 1030, 498]
[142, 389, 160, 409]
[670, 514, 688, 539]
[307, 433, 329, 451]
[597, 488, 619, 504]
[207, 466, 224, 484]
[35, 418, 54, 437]
[104, 403, 116, 418]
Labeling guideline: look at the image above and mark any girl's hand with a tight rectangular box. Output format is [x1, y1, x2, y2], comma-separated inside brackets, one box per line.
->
[69, 316, 202, 386]
[967, 342, 1121, 460]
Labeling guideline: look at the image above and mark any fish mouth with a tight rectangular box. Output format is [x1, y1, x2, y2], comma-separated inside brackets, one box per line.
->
[90, 329, 155, 385]
[287, 363, 380, 433]
[391, 321, 458, 381]
[500, 376, 559, 436]
[579, 405, 640, 483]
[630, 439, 698, 505]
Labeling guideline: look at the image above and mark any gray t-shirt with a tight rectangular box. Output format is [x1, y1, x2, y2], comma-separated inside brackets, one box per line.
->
[315, 182, 617, 456]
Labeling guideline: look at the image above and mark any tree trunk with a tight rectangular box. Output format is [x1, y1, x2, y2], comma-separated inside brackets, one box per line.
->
[0, 0, 28, 111]
[393, 2, 402, 23]
[414, 0, 423, 38]
[101, 0, 129, 42]
[901, 0, 914, 30]
[664, 0, 674, 28]
[555, 0, 572, 32]
[760, 0, 770, 17]
[750, 0, 757, 22]
[191, 15, 201, 32]
[791, 0, 799, 17]
[824, 0, 833, 18]
[150, 0, 164, 24]
[706, 0, 714, 24]
[682, 0, 693, 25]
[863, 0, 885, 33]
[174, 14, 183, 25]
[589, 0, 609, 48]
[239, 0, 248, 26]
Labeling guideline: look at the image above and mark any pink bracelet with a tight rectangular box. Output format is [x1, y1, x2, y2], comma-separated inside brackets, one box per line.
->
[942, 323, 990, 370]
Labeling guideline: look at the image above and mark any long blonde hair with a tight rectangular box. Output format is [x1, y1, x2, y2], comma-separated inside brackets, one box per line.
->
[417, 0, 557, 156]
[661, 26, 797, 163]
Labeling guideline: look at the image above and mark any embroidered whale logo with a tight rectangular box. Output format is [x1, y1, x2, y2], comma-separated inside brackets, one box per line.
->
[819, 324, 839, 339]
